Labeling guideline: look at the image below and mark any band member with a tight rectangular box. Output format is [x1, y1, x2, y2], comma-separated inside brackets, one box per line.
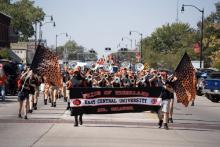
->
[66, 68, 84, 126]
[28, 72, 37, 113]
[17, 69, 32, 119]
[158, 81, 174, 130]
[33, 75, 41, 110]
[168, 75, 177, 123]
[62, 66, 70, 102]
[98, 75, 110, 87]
[111, 73, 121, 87]
[49, 82, 58, 107]
[43, 76, 50, 105]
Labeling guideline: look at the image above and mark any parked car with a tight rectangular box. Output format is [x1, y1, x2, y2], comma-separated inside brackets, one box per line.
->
[203, 71, 220, 102]
[196, 68, 219, 96]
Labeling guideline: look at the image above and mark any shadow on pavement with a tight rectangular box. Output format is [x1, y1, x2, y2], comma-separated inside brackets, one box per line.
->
[174, 118, 220, 124]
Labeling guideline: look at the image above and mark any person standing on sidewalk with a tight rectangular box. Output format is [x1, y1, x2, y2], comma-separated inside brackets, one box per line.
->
[0, 64, 7, 102]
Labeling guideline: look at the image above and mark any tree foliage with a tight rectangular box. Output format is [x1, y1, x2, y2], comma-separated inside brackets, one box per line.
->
[142, 2, 220, 69]
[142, 23, 198, 69]
[0, 48, 10, 59]
[0, 0, 45, 41]
[210, 50, 220, 69]
[56, 40, 95, 61]
[198, 2, 220, 67]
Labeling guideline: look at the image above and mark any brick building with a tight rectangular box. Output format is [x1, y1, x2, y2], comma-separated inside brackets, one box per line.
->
[0, 12, 11, 48]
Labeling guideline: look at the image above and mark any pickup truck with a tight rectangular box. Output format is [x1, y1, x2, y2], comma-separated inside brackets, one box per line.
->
[203, 72, 220, 102]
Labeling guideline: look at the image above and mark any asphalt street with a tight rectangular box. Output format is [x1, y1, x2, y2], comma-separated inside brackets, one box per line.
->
[0, 94, 220, 147]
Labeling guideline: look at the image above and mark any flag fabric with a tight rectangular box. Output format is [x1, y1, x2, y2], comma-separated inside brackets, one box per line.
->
[174, 52, 196, 107]
[31, 45, 62, 88]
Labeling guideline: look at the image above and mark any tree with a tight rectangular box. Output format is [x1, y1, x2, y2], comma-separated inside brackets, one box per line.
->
[57, 40, 86, 60]
[0, 0, 45, 41]
[0, 48, 10, 59]
[142, 23, 198, 69]
[197, 2, 220, 67]
[210, 50, 220, 69]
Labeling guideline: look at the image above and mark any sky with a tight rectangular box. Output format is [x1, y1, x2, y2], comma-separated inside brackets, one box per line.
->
[33, 0, 219, 58]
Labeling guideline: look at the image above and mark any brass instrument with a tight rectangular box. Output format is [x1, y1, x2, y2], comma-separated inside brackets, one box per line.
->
[120, 61, 130, 69]
[135, 63, 144, 71]
[103, 64, 111, 72]
[114, 77, 121, 83]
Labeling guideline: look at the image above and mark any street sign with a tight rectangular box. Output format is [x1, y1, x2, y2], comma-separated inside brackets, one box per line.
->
[193, 42, 200, 54]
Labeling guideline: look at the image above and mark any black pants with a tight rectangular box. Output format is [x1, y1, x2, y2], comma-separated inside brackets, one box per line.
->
[74, 114, 83, 126]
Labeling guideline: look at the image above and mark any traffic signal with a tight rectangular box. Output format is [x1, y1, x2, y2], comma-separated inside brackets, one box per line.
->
[105, 47, 111, 51]
[89, 50, 96, 53]
[120, 48, 128, 51]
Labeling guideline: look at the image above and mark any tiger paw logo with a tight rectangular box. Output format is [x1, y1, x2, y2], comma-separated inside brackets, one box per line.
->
[73, 99, 81, 106]
[151, 99, 157, 104]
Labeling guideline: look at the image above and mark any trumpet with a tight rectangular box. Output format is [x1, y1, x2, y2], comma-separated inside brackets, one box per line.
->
[137, 76, 146, 83]
[86, 75, 93, 81]
[130, 79, 135, 83]
[114, 77, 121, 83]
[104, 74, 109, 78]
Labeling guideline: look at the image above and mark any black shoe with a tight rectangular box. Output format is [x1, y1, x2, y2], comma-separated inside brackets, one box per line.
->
[29, 109, 33, 113]
[191, 101, 195, 106]
[66, 102, 70, 110]
[74, 116, 79, 127]
[44, 99, 47, 105]
[49, 99, 51, 103]
[79, 116, 83, 125]
[24, 115, 28, 119]
[18, 114, 22, 118]
[168, 118, 173, 123]
[158, 120, 163, 128]
[164, 123, 169, 130]
[51, 103, 54, 107]
[34, 103, 37, 110]
[53, 102, 56, 107]
[64, 97, 67, 102]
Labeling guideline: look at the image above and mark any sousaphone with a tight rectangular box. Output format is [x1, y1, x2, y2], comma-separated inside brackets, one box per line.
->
[135, 63, 144, 71]
[103, 64, 111, 72]
[120, 61, 130, 69]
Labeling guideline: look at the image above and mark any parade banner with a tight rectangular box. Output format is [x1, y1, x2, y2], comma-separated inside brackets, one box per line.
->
[69, 87, 162, 114]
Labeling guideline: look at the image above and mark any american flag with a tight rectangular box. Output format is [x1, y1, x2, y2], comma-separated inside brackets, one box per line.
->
[31, 45, 62, 88]
[174, 52, 196, 107]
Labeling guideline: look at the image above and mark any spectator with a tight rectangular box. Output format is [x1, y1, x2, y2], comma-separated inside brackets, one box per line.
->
[0, 64, 7, 101]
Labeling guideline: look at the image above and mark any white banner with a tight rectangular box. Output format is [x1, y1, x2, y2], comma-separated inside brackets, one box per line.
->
[70, 97, 162, 107]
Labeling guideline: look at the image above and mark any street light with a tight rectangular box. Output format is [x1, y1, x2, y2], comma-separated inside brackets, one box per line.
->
[121, 37, 132, 49]
[55, 32, 68, 53]
[45, 15, 53, 21]
[129, 30, 143, 63]
[39, 21, 56, 43]
[181, 4, 204, 68]
[117, 43, 128, 48]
